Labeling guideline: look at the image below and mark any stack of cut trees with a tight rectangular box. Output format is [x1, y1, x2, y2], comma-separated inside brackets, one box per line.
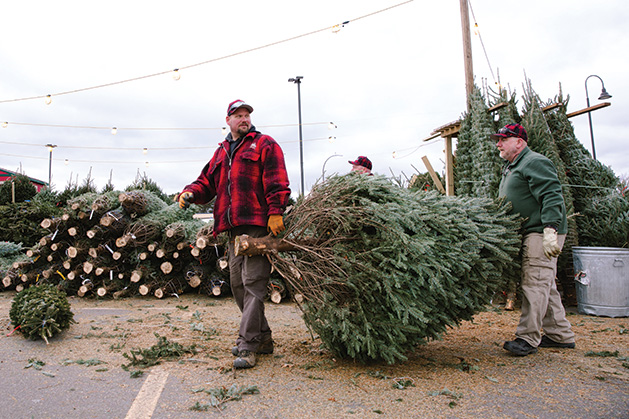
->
[2, 190, 230, 299]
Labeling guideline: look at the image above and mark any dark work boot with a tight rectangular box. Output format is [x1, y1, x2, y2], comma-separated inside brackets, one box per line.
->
[538, 335, 576, 349]
[503, 338, 538, 356]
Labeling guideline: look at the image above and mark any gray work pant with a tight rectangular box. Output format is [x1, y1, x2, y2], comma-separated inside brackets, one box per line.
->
[516, 232, 575, 346]
[229, 225, 272, 352]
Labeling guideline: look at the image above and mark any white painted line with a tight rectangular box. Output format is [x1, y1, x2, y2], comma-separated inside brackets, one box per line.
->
[125, 367, 169, 419]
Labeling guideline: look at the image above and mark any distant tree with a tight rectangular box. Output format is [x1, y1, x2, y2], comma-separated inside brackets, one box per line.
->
[0, 174, 37, 204]
[125, 171, 170, 203]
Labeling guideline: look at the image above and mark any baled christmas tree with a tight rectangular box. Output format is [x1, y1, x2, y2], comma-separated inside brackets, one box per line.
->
[9, 284, 75, 343]
[237, 174, 522, 364]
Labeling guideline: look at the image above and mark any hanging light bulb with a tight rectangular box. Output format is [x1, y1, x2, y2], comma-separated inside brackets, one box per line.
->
[328, 136, 336, 143]
[1, 122, 7, 128]
[145, 161, 150, 167]
[474, 23, 479, 36]
[221, 127, 227, 136]
[45, 95, 52, 105]
[111, 127, 118, 135]
[142, 148, 148, 155]
[64, 159, 69, 165]
[392, 151, 397, 159]
[332, 21, 349, 33]
[328, 122, 337, 130]
[172, 69, 181, 81]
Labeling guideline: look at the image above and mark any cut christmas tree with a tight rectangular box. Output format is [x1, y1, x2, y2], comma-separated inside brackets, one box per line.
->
[236, 174, 522, 364]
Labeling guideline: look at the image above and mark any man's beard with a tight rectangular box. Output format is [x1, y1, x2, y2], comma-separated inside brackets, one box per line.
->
[236, 124, 250, 136]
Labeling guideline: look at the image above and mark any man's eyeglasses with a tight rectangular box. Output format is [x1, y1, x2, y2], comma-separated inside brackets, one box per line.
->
[497, 127, 520, 137]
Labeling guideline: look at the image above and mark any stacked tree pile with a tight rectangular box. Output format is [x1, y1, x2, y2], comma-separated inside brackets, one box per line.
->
[235, 174, 522, 364]
[454, 80, 629, 304]
[2, 190, 229, 299]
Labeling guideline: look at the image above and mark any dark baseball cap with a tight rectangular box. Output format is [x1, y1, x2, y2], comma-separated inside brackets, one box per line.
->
[227, 100, 253, 116]
[491, 123, 528, 142]
[348, 156, 372, 170]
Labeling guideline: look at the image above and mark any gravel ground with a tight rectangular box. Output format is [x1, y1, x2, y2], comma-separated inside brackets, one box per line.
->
[1, 291, 627, 418]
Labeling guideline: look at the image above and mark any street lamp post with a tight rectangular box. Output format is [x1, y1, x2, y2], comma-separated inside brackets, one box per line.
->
[288, 76, 304, 195]
[45, 143, 57, 189]
[322, 154, 342, 181]
[585, 75, 612, 160]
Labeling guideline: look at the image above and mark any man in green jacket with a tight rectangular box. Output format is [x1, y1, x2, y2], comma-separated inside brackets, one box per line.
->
[493, 123, 576, 356]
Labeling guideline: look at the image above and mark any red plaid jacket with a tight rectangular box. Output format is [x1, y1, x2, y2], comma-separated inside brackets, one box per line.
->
[183, 129, 291, 234]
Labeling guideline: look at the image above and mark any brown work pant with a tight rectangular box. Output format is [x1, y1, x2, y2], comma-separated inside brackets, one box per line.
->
[516, 232, 575, 346]
[229, 225, 272, 353]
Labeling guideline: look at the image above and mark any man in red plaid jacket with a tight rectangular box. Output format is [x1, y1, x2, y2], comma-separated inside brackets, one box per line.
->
[177, 100, 291, 369]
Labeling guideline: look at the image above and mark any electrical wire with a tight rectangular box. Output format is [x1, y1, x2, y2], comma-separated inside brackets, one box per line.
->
[468, 0, 497, 86]
[0, 120, 331, 132]
[0, 0, 414, 105]
[392, 137, 440, 159]
[0, 135, 334, 155]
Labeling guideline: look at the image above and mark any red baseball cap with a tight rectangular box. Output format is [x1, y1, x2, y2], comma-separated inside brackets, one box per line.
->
[348, 156, 372, 170]
[227, 100, 253, 116]
[491, 123, 528, 142]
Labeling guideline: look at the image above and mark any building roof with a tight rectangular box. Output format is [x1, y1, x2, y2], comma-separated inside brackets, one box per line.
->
[0, 167, 47, 185]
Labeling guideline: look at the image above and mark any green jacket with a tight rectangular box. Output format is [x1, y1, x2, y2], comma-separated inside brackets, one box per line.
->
[498, 147, 567, 234]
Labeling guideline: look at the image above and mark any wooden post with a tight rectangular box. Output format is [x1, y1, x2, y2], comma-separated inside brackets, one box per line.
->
[444, 136, 455, 196]
[460, 0, 474, 108]
[420, 156, 446, 194]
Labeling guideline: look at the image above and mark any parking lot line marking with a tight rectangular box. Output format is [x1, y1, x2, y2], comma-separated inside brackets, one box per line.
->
[125, 367, 169, 419]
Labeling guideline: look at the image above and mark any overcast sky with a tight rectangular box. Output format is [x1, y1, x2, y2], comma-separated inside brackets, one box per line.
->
[1, 0, 627, 196]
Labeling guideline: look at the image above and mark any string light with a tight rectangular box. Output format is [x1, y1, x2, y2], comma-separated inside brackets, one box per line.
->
[0, 1, 413, 104]
[1, 122, 7, 128]
[64, 159, 69, 165]
[332, 20, 350, 33]
[145, 161, 149, 167]
[328, 136, 336, 143]
[172, 69, 181, 81]
[328, 122, 337, 129]
[111, 127, 118, 135]
[468, 0, 497, 86]
[0, 120, 331, 132]
[142, 148, 148, 154]
[45, 95, 52, 105]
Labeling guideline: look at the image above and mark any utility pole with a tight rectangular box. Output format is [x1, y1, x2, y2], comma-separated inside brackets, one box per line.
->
[459, 0, 474, 109]
[288, 76, 305, 195]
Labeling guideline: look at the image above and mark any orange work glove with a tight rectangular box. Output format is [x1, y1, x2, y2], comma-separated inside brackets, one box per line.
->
[267, 214, 285, 236]
[177, 191, 194, 209]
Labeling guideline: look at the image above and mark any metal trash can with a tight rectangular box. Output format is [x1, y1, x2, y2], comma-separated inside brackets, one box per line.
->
[573, 246, 629, 317]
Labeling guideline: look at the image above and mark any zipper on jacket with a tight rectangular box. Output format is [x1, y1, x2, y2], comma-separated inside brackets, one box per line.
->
[224, 135, 248, 229]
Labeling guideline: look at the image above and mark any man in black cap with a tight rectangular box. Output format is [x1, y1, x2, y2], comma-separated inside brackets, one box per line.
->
[492, 123, 575, 356]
